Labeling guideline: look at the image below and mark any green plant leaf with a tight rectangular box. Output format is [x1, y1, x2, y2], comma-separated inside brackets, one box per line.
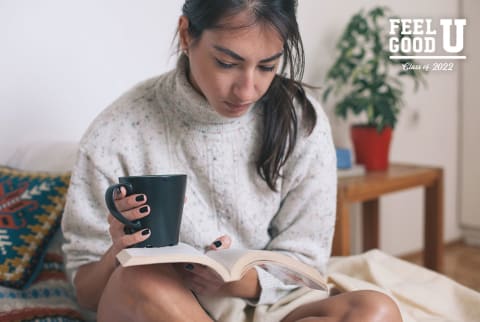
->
[322, 86, 333, 103]
[323, 5, 427, 129]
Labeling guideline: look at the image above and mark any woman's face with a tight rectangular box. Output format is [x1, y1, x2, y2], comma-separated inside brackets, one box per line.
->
[179, 13, 284, 118]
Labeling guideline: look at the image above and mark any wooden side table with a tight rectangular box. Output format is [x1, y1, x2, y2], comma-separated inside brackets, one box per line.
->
[333, 163, 444, 272]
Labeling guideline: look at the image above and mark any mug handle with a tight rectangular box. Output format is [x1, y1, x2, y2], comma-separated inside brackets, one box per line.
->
[105, 183, 142, 231]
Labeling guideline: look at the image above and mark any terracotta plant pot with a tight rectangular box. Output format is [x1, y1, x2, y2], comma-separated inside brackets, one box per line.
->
[350, 125, 393, 171]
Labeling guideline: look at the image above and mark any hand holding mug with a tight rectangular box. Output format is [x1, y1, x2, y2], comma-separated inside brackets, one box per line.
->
[107, 186, 152, 251]
[105, 174, 187, 248]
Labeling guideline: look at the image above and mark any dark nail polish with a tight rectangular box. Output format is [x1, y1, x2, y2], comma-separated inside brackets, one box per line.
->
[140, 206, 149, 213]
[141, 229, 150, 235]
[214, 240, 222, 248]
[185, 263, 194, 270]
[136, 195, 145, 202]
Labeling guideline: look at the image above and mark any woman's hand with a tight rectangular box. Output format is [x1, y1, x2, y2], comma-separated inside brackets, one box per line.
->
[107, 186, 151, 256]
[178, 235, 232, 296]
[179, 235, 261, 300]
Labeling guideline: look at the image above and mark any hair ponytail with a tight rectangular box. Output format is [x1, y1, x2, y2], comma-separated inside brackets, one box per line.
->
[258, 75, 316, 191]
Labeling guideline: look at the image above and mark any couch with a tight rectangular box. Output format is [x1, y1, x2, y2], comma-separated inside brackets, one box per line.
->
[0, 141, 85, 321]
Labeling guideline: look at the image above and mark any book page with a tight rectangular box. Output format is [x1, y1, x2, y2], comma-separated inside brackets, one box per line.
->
[116, 243, 232, 280]
[259, 263, 328, 290]
[205, 248, 253, 273]
[206, 249, 328, 291]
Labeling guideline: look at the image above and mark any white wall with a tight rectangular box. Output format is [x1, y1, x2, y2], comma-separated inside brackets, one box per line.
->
[0, 0, 467, 256]
[0, 0, 182, 157]
[460, 0, 480, 244]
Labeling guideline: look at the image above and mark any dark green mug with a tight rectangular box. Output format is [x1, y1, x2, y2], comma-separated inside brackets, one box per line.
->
[105, 174, 187, 248]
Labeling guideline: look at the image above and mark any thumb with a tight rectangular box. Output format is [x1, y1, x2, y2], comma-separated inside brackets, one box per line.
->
[209, 235, 232, 250]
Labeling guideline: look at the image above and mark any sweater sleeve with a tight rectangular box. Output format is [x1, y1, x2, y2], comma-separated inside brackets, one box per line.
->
[251, 100, 337, 305]
[61, 147, 116, 286]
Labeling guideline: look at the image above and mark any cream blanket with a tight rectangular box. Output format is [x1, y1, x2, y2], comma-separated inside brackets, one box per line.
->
[327, 249, 480, 322]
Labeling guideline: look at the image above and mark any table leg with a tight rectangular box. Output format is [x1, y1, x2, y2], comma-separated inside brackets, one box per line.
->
[363, 199, 379, 251]
[333, 192, 350, 256]
[424, 170, 444, 272]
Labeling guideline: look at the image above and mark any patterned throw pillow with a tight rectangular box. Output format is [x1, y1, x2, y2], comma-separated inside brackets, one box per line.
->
[0, 231, 85, 321]
[0, 166, 70, 289]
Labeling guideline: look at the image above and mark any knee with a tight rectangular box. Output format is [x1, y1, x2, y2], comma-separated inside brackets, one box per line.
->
[117, 264, 184, 303]
[102, 264, 185, 313]
[349, 290, 402, 322]
[97, 264, 188, 321]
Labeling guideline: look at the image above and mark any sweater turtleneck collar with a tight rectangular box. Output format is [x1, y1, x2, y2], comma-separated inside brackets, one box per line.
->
[167, 54, 258, 132]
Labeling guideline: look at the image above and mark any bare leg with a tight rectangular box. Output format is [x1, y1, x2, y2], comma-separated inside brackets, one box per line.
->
[97, 264, 213, 322]
[281, 290, 402, 322]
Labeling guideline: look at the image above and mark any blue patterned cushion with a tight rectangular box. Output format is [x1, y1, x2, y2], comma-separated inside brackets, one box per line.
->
[0, 231, 85, 321]
[0, 166, 70, 289]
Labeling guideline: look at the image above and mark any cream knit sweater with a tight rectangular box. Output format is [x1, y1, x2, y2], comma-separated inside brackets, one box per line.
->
[61, 58, 337, 308]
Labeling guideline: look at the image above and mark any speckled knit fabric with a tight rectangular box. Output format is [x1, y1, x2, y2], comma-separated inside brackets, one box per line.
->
[61, 57, 337, 316]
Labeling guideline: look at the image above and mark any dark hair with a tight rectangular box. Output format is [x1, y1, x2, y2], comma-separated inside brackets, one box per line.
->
[181, 0, 317, 191]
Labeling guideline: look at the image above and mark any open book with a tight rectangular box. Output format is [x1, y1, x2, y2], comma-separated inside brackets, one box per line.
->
[117, 243, 329, 291]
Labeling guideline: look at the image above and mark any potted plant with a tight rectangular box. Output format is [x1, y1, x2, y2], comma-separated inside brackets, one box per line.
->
[323, 6, 427, 171]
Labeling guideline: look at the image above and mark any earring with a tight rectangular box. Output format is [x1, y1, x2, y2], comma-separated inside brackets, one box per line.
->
[183, 48, 189, 56]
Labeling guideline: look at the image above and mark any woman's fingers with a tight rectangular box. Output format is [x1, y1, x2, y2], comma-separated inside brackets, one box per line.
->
[109, 186, 149, 225]
[118, 228, 151, 249]
[181, 264, 224, 295]
[185, 264, 222, 282]
[177, 236, 233, 295]
[208, 235, 232, 251]
[114, 193, 148, 213]
[107, 187, 153, 253]
[108, 186, 150, 239]
[110, 228, 151, 252]
[122, 204, 150, 221]
[108, 203, 150, 239]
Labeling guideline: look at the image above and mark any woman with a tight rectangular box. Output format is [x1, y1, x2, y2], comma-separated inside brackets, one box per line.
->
[62, 1, 403, 321]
